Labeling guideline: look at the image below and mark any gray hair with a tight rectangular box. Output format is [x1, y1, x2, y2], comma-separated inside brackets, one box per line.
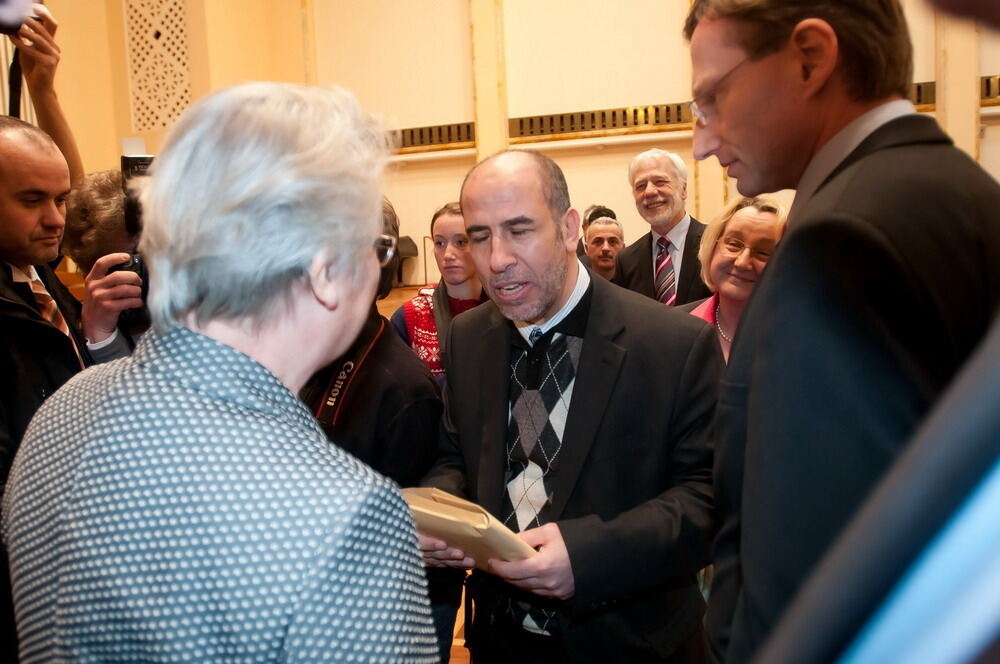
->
[137, 83, 387, 332]
[586, 216, 624, 242]
[628, 149, 688, 187]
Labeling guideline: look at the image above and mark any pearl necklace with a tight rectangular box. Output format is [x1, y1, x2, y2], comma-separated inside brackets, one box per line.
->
[715, 300, 733, 343]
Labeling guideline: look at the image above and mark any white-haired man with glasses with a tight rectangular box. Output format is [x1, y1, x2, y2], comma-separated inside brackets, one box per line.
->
[2, 83, 437, 664]
[614, 148, 712, 306]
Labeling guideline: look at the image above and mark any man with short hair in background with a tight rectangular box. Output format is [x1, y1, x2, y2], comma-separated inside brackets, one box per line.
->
[583, 216, 624, 280]
[684, 1, 1000, 660]
[421, 149, 722, 663]
[613, 149, 711, 306]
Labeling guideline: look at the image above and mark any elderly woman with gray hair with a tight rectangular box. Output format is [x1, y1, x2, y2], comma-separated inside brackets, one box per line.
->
[2, 83, 438, 663]
[686, 195, 787, 361]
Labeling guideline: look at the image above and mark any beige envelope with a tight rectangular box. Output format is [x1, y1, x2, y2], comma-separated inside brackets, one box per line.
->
[402, 487, 537, 572]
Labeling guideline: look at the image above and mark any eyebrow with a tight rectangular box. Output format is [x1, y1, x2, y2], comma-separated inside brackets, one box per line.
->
[15, 188, 69, 198]
[466, 215, 534, 235]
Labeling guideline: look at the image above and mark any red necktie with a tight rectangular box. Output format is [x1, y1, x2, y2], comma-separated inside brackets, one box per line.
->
[654, 237, 677, 306]
[30, 276, 84, 368]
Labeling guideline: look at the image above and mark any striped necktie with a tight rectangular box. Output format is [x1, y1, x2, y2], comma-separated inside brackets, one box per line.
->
[654, 236, 677, 306]
[29, 276, 84, 368]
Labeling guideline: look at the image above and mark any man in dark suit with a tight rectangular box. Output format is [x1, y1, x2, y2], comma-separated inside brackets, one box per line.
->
[420, 149, 723, 663]
[0, 118, 136, 663]
[613, 149, 711, 306]
[683, 1, 1000, 661]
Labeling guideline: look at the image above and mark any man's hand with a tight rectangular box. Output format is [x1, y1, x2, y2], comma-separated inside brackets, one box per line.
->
[418, 533, 475, 569]
[489, 522, 575, 600]
[10, 4, 60, 92]
[82, 253, 143, 343]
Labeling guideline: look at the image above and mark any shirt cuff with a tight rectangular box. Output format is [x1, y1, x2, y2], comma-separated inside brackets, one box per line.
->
[86, 328, 120, 351]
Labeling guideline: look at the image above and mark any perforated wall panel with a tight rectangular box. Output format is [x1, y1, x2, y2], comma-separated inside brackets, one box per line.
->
[124, 0, 192, 132]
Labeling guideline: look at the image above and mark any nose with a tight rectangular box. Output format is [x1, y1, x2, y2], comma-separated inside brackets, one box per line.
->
[692, 122, 720, 162]
[489, 235, 516, 274]
[40, 199, 65, 231]
[733, 247, 754, 269]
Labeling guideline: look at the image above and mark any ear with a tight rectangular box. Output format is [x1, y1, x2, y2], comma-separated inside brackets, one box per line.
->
[680, 179, 689, 202]
[789, 18, 839, 96]
[307, 253, 343, 311]
[561, 208, 581, 250]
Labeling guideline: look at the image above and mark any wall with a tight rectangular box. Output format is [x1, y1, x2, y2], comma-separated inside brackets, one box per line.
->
[44, 0, 122, 172]
[312, 0, 474, 129]
[38, 0, 1000, 278]
[503, 0, 692, 117]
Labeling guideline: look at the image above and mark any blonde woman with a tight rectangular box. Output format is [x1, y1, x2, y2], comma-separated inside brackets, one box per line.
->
[687, 196, 787, 361]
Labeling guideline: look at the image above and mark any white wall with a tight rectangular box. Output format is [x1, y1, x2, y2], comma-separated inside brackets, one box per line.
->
[385, 153, 477, 285]
[313, 0, 474, 129]
[503, 0, 692, 117]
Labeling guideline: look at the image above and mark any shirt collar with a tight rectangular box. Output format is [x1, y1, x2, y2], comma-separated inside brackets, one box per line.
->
[789, 99, 916, 222]
[133, 326, 320, 429]
[652, 212, 691, 249]
[515, 259, 591, 345]
[6, 263, 37, 284]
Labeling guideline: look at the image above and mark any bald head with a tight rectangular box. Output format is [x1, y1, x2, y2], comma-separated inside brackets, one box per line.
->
[459, 149, 580, 325]
[0, 128, 71, 271]
[0, 116, 58, 154]
[462, 150, 571, 222]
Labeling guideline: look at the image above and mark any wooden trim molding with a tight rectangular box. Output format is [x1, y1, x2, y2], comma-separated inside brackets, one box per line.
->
[392, 77, 999, 154]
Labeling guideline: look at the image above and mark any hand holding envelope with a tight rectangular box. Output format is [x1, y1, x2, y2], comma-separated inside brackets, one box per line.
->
[405, 488, 576, 599]
[404, 488, 536, 572]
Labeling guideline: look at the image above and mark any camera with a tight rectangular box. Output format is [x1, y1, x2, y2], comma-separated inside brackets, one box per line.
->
[106, 253, 149, 302]
[107, 155, 154, 334]
[0, 0, 34, 35]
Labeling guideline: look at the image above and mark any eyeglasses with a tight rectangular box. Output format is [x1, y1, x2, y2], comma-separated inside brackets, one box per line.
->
[689, 56, 750, 127]
[374, 234, 397, 267]
[717, 236, 774, 264]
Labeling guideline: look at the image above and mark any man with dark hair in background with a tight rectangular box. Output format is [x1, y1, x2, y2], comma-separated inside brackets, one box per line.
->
[684, 1, 1000, 661]
[575, 204, 616, 259]
[583, 216, 624, 280]
[421, 149, 722, 663]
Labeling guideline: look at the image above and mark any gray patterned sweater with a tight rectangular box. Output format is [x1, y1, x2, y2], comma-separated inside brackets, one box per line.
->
[2, 327, 438, 663]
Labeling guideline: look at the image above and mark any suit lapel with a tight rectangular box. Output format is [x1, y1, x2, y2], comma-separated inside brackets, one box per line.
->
[476, 306, 514, 516]
[637, 232, 656, 297]
[548, 278, 626, 521]
[678, 218, 704, 302]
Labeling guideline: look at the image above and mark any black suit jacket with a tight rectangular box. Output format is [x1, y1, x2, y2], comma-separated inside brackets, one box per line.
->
[612, 218, 711, 306]
[706, 114, 1000, 663]
[0, 263, 90, 487]
[424, 274, 723, 662]
[0, 262, 91, 664]
[757, 312, 1000, 663]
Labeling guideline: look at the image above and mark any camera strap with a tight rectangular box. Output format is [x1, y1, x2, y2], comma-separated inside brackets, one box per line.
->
[8, 49, 22, 118]
[314, 315, 384, 429]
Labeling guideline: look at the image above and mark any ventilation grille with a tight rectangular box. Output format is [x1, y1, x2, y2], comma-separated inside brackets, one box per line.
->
[391, 77, 1000, 152]
[124, 0, 192, 132]
[510, 104, 690, 140]
[982, 75, 1000, 102]
[910, 81, 935, 106]
[396, 122, 475, 151]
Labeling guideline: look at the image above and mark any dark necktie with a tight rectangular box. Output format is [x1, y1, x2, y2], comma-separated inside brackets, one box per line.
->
[654, 236, 677, 305]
